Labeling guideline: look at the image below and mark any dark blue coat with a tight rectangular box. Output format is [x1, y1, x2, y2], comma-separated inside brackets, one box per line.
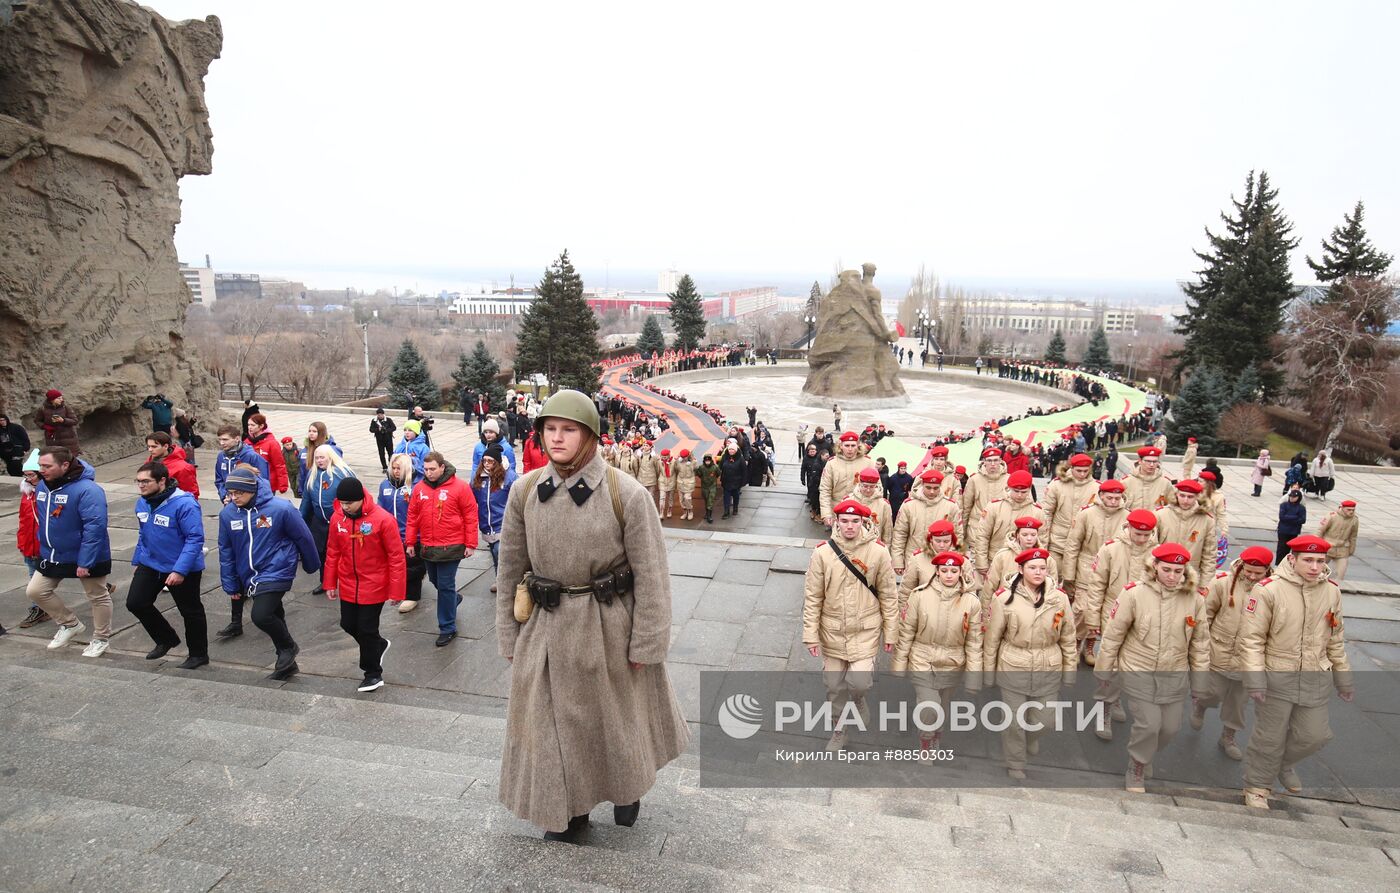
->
[218, 477, 319, 594]
[35, 459, 111, 576]
[133, 486, 205, 575]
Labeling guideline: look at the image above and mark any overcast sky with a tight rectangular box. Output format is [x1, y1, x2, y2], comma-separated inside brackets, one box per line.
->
[157, 0, 1399, 294]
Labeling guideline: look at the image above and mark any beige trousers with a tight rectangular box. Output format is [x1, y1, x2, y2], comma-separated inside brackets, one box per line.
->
[822, 656, 875, 720]
[1124, 697, 1185, 766]
[1330, 557, 1349, 581]
[658, 486, 675, 515]
[27, 572, 113, 639]
[1196, 671, 1248, 731]
[1000, 689, 1049, 771]
[1243, 696, 1333, 789]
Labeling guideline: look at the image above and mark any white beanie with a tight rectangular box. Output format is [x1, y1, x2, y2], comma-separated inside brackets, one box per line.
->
[482, 418, 500, 434]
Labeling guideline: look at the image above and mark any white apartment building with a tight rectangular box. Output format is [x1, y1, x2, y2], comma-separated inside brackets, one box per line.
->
[956, 296, 1137, 335]
[179, 262, 217, 306]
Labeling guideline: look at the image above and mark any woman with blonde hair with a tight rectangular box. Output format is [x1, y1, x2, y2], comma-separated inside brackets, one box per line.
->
[378, 453, 426, 614]
[300, 444, 355, 595]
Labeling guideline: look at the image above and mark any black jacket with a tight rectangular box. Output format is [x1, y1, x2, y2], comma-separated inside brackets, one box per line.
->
[718, 453, 747, 489]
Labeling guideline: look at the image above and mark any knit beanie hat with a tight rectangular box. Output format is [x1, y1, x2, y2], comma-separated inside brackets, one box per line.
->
[22, 449, 41, 473]
[404, 420, 422, 435]
[46, 389, 62, 401]
[335, 477, 366, 502]
[483, 443, 504, 464]
[225, 465, 260, 493]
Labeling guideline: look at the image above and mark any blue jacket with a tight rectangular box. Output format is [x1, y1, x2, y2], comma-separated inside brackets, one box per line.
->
[218, 477, 320, 594]
[133, 485, 205, 575]
[141, 396, 174, 430]
[296, 437, 344, 494]
[300, 465, 355, 523]
[471, 468, 517, 535]
[1277, 500, 1307, 539]
[393, 435, 430, 480]
[35, 459, 111, 575]
[472, 439, 516, 473]
[376, 476, 414, 541]
[215, 443, 269, 500]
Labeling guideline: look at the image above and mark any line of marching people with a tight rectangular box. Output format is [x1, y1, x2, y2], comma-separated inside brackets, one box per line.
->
[801, 432, 1361, 808]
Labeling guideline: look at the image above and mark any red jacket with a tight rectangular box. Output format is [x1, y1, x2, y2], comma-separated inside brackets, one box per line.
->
[323, 500, 407, 604]
[522, 436, 548, 473]
[18, 488, 39, 558]
[1004, 451, 1030, 476]
[163, 446, 200, 499]
[406, 466, 479, 550]
[245, 431, 289, 493]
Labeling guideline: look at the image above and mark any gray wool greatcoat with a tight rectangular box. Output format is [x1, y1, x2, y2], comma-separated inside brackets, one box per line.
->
[495, 453, 689, 831]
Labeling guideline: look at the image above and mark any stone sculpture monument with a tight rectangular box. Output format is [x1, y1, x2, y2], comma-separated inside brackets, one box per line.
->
[801, 263, 909, 407]
[0, 0, 223, 462]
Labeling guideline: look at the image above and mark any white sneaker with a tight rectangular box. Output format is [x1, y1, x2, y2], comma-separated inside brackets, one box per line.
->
[81, 638, 110, 658]
[397, 600, 418, 614]
[48, 620, 85, 650]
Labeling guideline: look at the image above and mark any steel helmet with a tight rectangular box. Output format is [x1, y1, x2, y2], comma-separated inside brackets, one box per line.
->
[535, 389, 600, 437]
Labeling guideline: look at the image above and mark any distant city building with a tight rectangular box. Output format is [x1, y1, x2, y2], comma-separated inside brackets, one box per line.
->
[450, 294, 533, 316]
[702, 287, 779, 321]
[954, 296, 1138, 335]
[179, 262, 216, 306]
[657, 269, 681, 294]
[214, 272, 262, 302]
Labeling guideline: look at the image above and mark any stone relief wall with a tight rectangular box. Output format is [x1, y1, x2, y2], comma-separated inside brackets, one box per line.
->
[0, 0, 223, 462]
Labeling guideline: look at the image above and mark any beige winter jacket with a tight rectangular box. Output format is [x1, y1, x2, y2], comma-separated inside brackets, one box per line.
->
[891, 488, 960, 570]
[897, 549, 976, 615]
[847, 487, 894, 546]
[983, 580, 1077, 698]
[674, 457, 697, 492]
[892, 578, 983, 691]
[973, 495, 1045, 570]
[1082, 536, 1156, 632]
[635, 453, 662, 488]
[1041, 474, 1099, 556]
[984, 530, 1060, 604]
[1318, 510, 1359, 559]
[819, 453, 875, 521]
[1154, 502, 1218, 579]
[959, 468, 1007, 542]
[1203, 560, 1265, 677]
[1094, 565, 1211, 704]
[1124, 464, 1174, 511]
[802, 525, 899, 661]
[1062, 504, 1128, 585]
[1236, 559, 1353, 705]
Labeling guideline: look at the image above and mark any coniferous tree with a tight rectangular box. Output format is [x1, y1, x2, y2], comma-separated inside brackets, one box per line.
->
[667, 273, 706, 351]
[1307, 200, 1393, 284]
[387, 340, 439, 410]
[1176, 171, 1298, 396]
[1082, 326, 1112, 369]
[1230, 363, 1262, 408]
[1044, 330, 1067, 364]
[452, 341, 506, 411]
[637, 314, 666, 356]
[807, 281, 822, 317]
[1165, 366, 1225, 453]
[516, 250, 601, 395]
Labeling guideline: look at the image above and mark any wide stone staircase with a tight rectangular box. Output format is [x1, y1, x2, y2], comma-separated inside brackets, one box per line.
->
[2, 647, 1399, 893]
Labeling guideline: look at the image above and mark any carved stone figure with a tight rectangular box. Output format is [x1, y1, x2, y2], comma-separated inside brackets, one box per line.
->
[801, 263, 909, 407]
[0, 0, 223, 462]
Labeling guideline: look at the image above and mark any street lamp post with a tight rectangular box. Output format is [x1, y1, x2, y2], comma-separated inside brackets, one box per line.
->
[917, 309, 929, 353]
[804, 314, 816, 350]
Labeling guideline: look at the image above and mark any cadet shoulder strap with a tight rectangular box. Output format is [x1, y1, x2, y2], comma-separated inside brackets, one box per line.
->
[826, 537, 879, 600]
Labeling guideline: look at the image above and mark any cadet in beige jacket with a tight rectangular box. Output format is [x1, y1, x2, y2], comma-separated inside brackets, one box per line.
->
[983, 548, 1077, 779]
[899, 521, 976, 615]
[1094, 542, 1211, 793]
[891, 469, 960, 574]
[616, 444, 640, 478]
[848, 467, 894, 545]
[973, 470, 1044, 577]
[1191, 546, 1274, 760]
[1041, 453, 1099, 566]
[1199, 470, 1229, 570]
[959, 447, 1008, 547]
[1317, 500, 1359, 581]
[1153, 479, 1217, 580]
[802, 499, 899, 752]
[656, 449, 677, 517]
[673, 449, 698, 521]
[924, 444, 962, 504]
[818, 432, 875, 525]
[1082, 509, 1160, 738]
[892, 550, 982, 751]
[1062, 478, 1127, 600]
[983, 517, 1060, 604]
[634, 443, 662, 508]
[1180, 438, 1198, 480]
[1238, 535, 1354, 810]
[1123, 446, 1174, 511]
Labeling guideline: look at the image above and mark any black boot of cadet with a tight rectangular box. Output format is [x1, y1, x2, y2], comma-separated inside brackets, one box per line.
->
[614, 800, 641, 827]
[543, 813, 590, 842]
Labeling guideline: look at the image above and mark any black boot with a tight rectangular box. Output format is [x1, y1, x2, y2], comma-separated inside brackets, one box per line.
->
[268, 661, 299, 681]
[177, 654, 209, 670]
[216, 622, 242, 639]
[274, 644, 300, 673]
[146, 642, 178, 660]
[614, 800, 640, 827]
[543, 813, 590, 842]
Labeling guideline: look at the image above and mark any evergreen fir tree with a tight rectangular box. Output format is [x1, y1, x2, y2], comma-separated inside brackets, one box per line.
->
[1165, 366, 1225, 453]
[387, 340, 439, 410]
[637, 315, 666, 356]
[667, 274, 706, 351]
[516, 250, 601, 395]
[1044, 330, 1067, 364]
[451, 341, 506, 410]
[1082, 326, 1112, 369]
[1230, 363, 1262, 407]
[1175, 171, 1298, 396]
[1307, 200, 1393, 284]
[807, 281, 822, 317]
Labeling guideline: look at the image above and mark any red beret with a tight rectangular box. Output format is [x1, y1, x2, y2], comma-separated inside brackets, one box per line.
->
[1137, 446, 1162, 458]
[981, 448, 1002, 460]
[832, 499, 871, 518]
[1097, 480, 1125, 494]
[1341, 500, 1357, 508]
[897, 461, 907, 468]
[857, 467, 881, 483]
[1198, 470, 1217, 482]
[1007, 470, 1033, 489]
[1152, 542, 1191, 565]
[930, 445, 949, 457]
[1069, 453, 1092, 467]
[1188, 437, 1197, 443]
[280, 437, 294, 444]
[927, 519, 956, 539]
[932, 551, 965, 567]
[602, 436, 613, 445]
[1287, 535, 1331, 554]
[1014, 516, 1043, 530]
[955, 466, 967, 475]
[1127, 509, 1158, 531]
[1015, 547, 1050, 565]
[1239, 546, 1273, 567]
[839, 431, 859, 443]
[1175, 479, 1204, 494]
[919, 469, 945, 484]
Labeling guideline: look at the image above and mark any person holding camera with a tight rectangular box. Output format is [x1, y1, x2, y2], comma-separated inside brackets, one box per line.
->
[141, 393, 174, 435]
